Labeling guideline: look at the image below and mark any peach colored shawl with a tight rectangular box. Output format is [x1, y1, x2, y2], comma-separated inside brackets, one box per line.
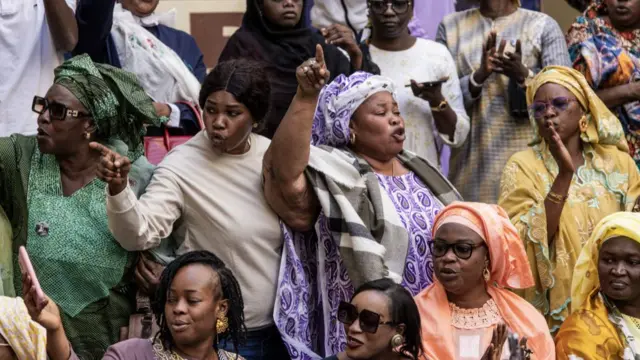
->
[415, 202, 555, 360]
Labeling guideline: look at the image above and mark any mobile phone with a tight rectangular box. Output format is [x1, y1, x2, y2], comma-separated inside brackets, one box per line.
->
[405, 77, 450, 89]
[18, 246, 46, 305]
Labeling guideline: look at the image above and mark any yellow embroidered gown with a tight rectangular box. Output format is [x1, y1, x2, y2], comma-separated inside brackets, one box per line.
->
[499, 143, 640, 332]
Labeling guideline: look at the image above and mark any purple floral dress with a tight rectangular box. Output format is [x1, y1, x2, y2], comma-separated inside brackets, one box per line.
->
[375, 172, 443, 296]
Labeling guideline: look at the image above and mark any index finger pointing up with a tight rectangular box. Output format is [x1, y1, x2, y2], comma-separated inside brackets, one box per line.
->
[315, 44, 325, 65]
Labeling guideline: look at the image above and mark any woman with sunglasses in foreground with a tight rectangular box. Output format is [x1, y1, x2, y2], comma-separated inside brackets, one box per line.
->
[416, 202, 554, 359]
[498, 66, 640, 332]
[0, 54, 163, 358]
[322, 279, 422, 360]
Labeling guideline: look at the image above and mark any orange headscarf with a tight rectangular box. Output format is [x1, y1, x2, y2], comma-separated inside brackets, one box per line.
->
[415, 202, 555, 360]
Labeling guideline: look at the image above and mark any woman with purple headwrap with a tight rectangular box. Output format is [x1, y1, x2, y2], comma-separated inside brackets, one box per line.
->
[263, 45, 462, 359]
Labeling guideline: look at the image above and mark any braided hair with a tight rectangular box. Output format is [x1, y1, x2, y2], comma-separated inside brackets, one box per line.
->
[152, 251, 246, 354]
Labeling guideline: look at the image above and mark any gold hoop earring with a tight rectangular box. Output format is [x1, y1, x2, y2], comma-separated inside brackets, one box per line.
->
[483, 267, 491, 282]
[390, 334, 404, 348]
[216, 316, 229, 334]
[349, 132, 356, 145]
[579, 116, 588, 133]
[252, 122, 258, 129]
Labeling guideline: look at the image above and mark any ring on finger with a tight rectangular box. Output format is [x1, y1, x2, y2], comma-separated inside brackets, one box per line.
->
[303, 66, 310, 73]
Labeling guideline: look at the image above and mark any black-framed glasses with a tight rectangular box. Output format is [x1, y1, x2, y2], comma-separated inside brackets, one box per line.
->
[529, 96, 578, 119]
[429, 240, 485, 260]
[337, 301, 395, 334]
[32, 96, 91, 121]
[368, 0, 412, 15]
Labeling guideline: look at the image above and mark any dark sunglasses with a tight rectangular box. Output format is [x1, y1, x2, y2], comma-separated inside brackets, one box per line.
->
[529, 96, 578, 119]
[32, 96, 91, 121]
[337, 301, 395, 334]
[429, 240, 485, 260]
[368, 0, 412, 15]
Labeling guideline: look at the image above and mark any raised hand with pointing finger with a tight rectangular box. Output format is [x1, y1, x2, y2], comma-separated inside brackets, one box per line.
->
[89, 142, 132, 195]
[297, 44, 331, 98]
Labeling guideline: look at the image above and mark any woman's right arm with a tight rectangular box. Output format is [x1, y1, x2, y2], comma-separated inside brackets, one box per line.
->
[91, 143, 183, 251]
[263, 45, 328, 231]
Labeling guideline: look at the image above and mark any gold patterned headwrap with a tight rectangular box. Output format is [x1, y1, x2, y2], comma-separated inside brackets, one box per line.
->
[571, 212, 640, 311]
[0, 297, 47, 360]
[526, 66, 628, 152]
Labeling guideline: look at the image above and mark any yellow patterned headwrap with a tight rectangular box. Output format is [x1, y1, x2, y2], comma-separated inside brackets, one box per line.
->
[526, 66, 628, 152]
[0, 297, 47, 360]
[571, 212, 640, 312]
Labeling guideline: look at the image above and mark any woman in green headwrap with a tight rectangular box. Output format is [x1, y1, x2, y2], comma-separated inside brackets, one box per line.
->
[0, 54, 162, 359]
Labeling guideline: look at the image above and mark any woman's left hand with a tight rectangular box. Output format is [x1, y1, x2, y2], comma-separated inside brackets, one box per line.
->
[321, 24, 362, 61]
[491, 40, 529, 83]
[410, 79, 447, 106]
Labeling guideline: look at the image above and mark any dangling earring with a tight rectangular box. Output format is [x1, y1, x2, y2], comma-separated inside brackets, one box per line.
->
[390, 334, 404, 348]
[349, 132, 356, 145]
[252, 122, 258, 129]
[84, 132, 91, 140]
[579, 115, 588, 133]
[216, 316, 229, 334]
[483, 267, 491, 282]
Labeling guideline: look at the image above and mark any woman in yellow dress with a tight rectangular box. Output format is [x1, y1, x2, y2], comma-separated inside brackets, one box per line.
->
[498, 66, 640, 332]
[556, 212, 640, 359]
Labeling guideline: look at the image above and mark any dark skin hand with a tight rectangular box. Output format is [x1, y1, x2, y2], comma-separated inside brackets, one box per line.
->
[410, 79, 457, 141]
[135, 254, 165, 297]
[321, 24, 363, 70]
[481, 324, 508, 360]
[470, 32, 502, 97]
[89, 142, 132, 195]
[491, 40, 529, 83]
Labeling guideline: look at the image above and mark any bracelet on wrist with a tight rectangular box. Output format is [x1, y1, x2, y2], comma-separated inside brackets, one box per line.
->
[470, 70, 484, 88]
[547, 190, 568, 204]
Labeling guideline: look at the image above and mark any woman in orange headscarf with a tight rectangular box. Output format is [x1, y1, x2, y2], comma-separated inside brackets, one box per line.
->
[415, 202, 554, 360]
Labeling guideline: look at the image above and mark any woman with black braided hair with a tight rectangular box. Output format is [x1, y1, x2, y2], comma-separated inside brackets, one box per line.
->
[21, 250, 247, 360]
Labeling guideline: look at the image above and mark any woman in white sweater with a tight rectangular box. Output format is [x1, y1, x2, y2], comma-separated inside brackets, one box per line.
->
[91, 59, 289, 360]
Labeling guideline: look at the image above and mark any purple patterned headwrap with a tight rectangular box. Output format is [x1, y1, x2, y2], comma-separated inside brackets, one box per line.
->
[311, 71, 397, 147]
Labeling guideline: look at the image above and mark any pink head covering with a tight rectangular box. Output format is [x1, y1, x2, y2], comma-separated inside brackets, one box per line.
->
[416, 202, 555, 360]
[432, 202, 534, 289]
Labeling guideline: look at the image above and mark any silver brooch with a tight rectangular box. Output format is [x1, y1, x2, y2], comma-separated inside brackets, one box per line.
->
[35, 222, 49, 237]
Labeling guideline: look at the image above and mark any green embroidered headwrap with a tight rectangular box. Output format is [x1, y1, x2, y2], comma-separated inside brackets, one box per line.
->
[53, 54, 163, 149]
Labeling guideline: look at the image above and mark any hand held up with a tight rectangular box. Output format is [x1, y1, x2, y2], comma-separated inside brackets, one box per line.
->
[296, 44, 331, 98]
[89, 142, 132, 196]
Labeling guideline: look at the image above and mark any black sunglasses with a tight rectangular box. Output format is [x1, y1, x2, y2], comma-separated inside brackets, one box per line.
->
[429, 240, 485, 260]
[32, 96, 91, 121]
[368, 0, 412, 15]
[529, 96, 578, 119]
[337, 301, 395, 334]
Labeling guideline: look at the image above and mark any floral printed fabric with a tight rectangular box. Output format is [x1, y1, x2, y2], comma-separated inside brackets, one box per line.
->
[556, 290, 640, 360]
[567, 3, 640, 167]
[498, 143, 640, 333]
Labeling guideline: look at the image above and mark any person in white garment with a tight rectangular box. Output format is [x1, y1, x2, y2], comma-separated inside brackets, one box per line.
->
[310, 0, 368, 34]
[92, 59, 291, 360]
[361, 0, 469, 173]
[0, 0, 77, 136]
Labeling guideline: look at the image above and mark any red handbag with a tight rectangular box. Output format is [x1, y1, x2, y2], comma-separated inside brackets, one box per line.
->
[144, 102, 204, 165]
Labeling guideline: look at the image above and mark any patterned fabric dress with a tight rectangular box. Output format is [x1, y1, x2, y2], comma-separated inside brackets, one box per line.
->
[375, 172, 443, 295]
[436, 8, 570, 203]
[567, 3, 640, 168]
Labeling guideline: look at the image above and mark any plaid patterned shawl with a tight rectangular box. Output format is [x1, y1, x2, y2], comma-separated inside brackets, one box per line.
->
[306, 145, 461, 286]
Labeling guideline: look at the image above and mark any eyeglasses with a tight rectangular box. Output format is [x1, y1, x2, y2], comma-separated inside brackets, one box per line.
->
[368, 0, 412, 15]
[529, 96, 578, 119]
[429, 240, 485, 260]
[337, 301, 395, 334]
[32, 96, 91, 121]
